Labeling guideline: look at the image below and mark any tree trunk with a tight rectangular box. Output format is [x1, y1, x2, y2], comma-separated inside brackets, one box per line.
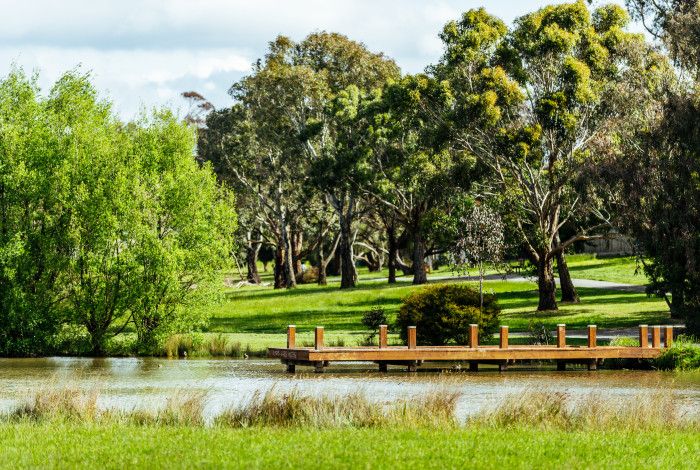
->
[387, 224, 397, 284]
[537, 255, 558, 311]
[281, 224, 296, 289]
[338, 212, 357, 288]
[318, 234, 328, 286]
[412, 229, 427, 285]
[291, 231, 303, 276]
[366, 251, 381, 272]
[556, 250, 579, 303]
[327, 249, 340, 276]
[245, 235, 261, 284]
[670, 286, 684, 319]
[318, 233, 339, 286]
[273, 245, 285, 289]
[555, 233, 578, 303]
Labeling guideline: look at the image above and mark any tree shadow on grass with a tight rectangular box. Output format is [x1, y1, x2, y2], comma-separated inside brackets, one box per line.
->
[223, 279, 418, 302]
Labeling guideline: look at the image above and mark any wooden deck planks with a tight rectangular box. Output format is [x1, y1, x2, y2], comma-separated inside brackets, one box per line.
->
[269, 324, 671, 372]
[269, 345, 662, 362]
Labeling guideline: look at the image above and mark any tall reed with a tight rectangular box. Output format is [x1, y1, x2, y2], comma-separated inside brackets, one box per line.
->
[4, 387, 697, 431]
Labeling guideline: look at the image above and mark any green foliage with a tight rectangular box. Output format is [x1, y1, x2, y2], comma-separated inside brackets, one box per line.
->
[655, 336, 700, 370]
[0, 68, 237, 356]
[361, 305, 388, 342]
[395, 284, 499, 345]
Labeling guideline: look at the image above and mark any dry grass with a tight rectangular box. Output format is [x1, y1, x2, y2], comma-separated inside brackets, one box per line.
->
[4, 387, 697, 431]
[162, 333, 243, 358]
[215, 388, 459, 428]
[470, 390, 698, 431]
[9, 386, 100, 422]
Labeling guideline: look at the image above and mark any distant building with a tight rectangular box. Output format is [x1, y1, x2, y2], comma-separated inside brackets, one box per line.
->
[582, 232, 633, 256]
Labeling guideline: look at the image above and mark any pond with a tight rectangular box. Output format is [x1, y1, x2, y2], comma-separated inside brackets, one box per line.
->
[1, 357, 699, 419]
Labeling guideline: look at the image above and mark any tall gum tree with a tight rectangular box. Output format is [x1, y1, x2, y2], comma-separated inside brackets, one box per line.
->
[437, 2, 665, 310]
[366, 75, 475, 284]
[294, 33, 401, 288]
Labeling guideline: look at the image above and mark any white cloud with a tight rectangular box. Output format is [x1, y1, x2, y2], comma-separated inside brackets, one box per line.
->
[1, 0, 626, 119]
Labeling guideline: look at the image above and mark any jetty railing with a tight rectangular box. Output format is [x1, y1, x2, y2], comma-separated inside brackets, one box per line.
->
[268, 323, 674, 373]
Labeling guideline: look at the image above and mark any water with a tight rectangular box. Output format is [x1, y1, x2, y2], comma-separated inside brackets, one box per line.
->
[1, 357, 698, 419]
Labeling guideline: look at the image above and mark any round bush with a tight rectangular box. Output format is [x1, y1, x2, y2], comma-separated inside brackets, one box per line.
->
[395, 284, 500, 345]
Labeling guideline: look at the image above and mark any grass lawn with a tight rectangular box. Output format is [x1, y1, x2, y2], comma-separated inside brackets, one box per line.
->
[1, 423, 697, 469]
[564, 254, 646, 285]
[204, 256, 670, 351]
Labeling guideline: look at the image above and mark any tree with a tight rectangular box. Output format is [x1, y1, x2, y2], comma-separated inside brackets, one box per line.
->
[0, 69, 68, 355]
[126, 111, 237, 351]
[437, 3, 664, 310]
[453, 203, 505, 309]
[0, 68, 237, 355]
[293, 33, 401, 288]
[364, 75, 475, 284]
[619, 0, 700, 333]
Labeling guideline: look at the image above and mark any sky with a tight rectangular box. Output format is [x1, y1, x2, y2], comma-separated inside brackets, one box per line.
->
[1, 0, 630, 120]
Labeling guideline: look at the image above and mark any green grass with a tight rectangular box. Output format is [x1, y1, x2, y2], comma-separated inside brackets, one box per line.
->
[0, 423, 697, 469]
[206, 278, 670, 350]
[172, 256, 669, 352]
[563, 255, 646, 285]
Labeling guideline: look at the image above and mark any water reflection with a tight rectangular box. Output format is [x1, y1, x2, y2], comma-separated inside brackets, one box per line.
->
[0, 357, 698, 418]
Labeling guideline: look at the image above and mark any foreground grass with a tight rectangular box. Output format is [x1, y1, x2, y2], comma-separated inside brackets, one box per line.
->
[1, 424, 697, 470]
[2, 387, 698, 469]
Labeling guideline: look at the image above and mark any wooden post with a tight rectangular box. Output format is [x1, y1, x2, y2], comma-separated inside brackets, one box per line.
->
[314, 361, 325, 373]
[379, 325, 388, 349]
[469, 361, 478, 372]
[587, 325, 597, 349]
[378, 362, 388, 372]
[407, 326, 416, 349]
[664, 326, 674, 349]
[557, 361, 566, 371]
[639, 325, 648, 348]
[557, 324, 566, 348]
[315, 326, 324, 350]
[469, 324, 479, 349]
[287, 325, 296, 349]
[499, 326, 508, 349]
[651, 325, 661, 348]
[588, 360, 598, 371]
[285, 362, 295, 373]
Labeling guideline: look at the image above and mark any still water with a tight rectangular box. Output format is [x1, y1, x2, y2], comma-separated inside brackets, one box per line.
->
[1, 357, 699, 418]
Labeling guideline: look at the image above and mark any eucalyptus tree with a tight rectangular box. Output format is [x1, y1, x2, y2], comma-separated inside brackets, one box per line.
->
[366, 75, 475, 284]
[437, 3, 666, 310]
[294, 32, 401, 288]
[202, 55, 313, 289]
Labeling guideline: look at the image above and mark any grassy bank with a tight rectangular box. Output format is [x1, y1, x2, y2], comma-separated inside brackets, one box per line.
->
[1, 387, 698, 469]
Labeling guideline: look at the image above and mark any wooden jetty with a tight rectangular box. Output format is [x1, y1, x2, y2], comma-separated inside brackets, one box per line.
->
[268, 324, 674, 373]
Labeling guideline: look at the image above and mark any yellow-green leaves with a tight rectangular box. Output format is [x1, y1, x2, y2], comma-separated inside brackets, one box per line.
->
[562, 57, 595, 103]
[593, 4, 630, 33]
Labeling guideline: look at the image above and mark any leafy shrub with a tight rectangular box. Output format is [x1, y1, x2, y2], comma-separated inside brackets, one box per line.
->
[395, 284, 499, 345]
[528, 320, 553, 345]
[362, 306, 388, 343]
[654, 336, 700, 370]
[296, 266, 319, 284]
